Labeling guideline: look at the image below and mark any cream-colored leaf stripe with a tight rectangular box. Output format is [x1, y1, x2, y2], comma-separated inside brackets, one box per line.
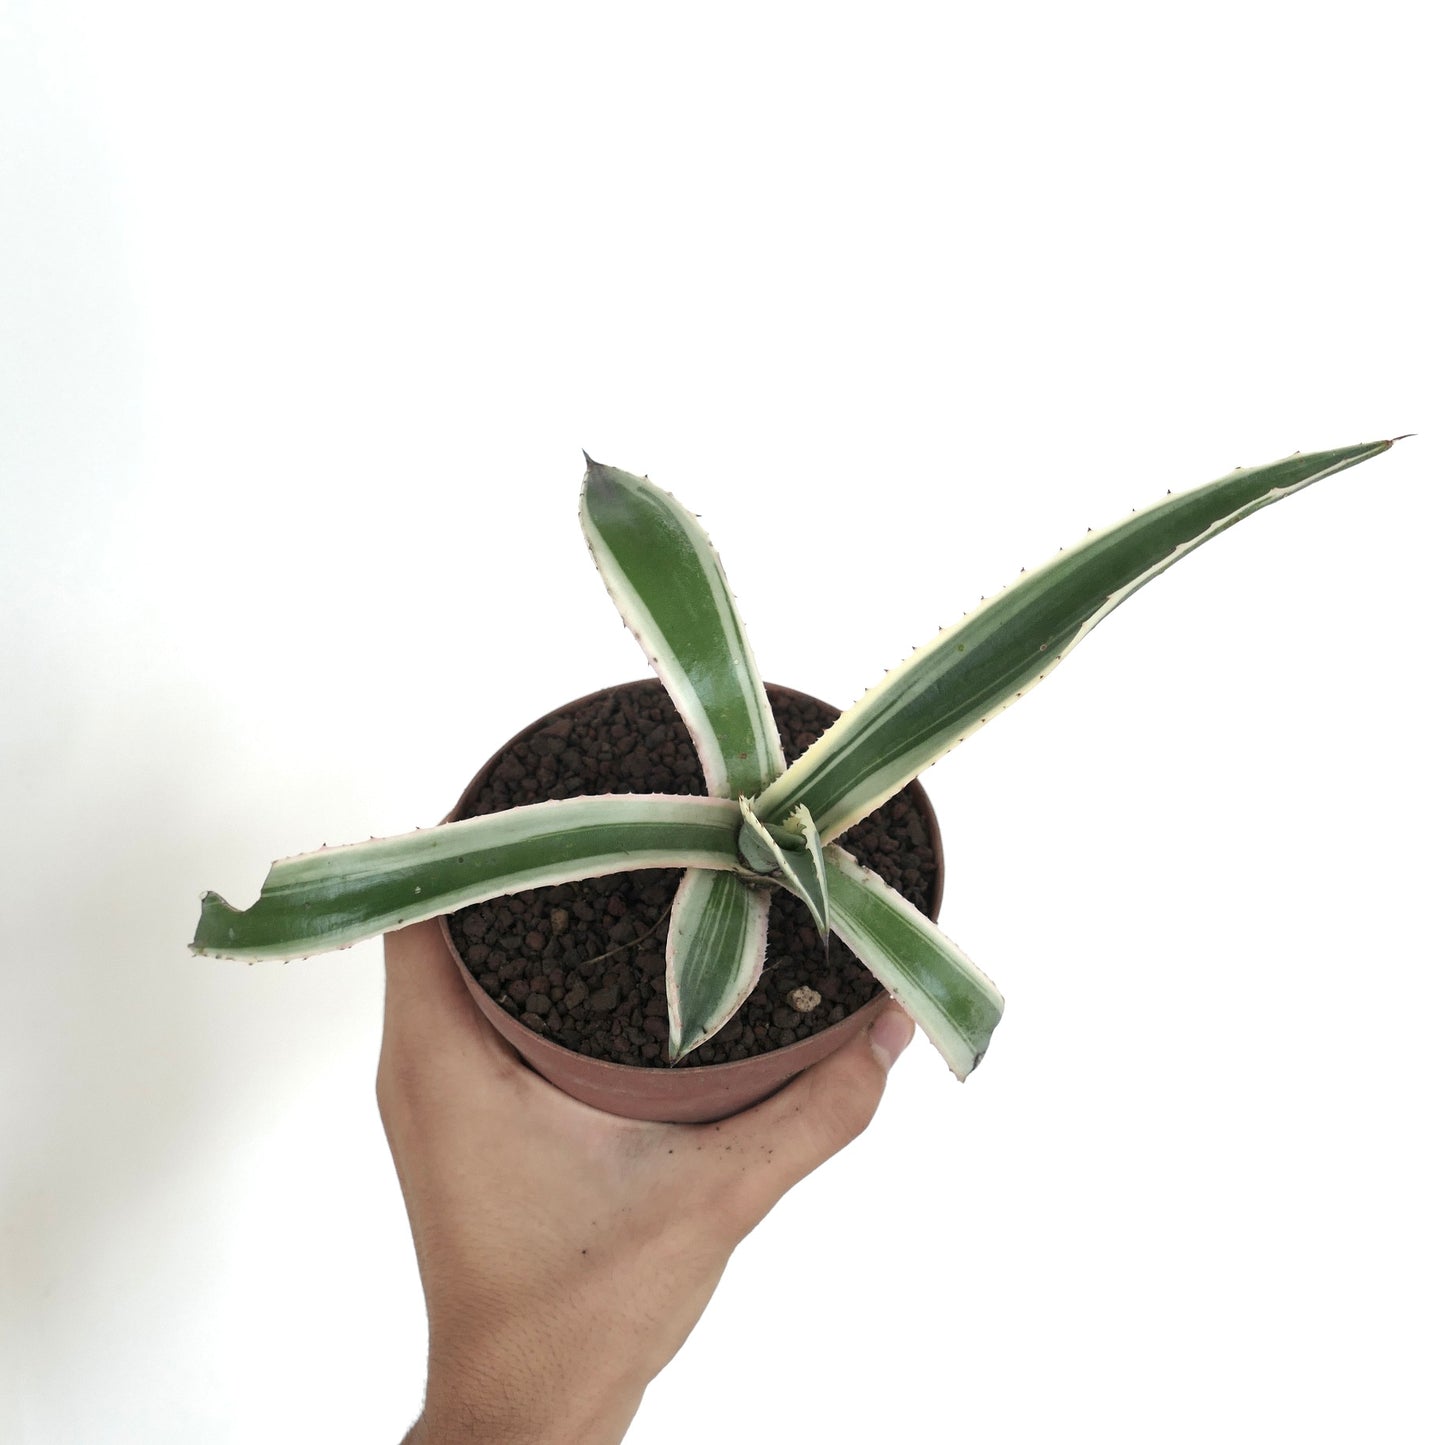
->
[191, 795, 745, 961]
[790, 805, 829, 941]
[666, 867, 770, 1059]
[581, 458, 785, 799]
[757, 441, 1396, 839]
[823, 846, 1004, 1081]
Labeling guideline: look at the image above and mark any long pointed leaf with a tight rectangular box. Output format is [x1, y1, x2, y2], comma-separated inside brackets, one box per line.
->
[823, 846, 1003, 1080]
[666, 867, 770, 1059]
[191, 795, 745, 961]
[757, 440, 1395, 838]
[581, 457, 785, 798]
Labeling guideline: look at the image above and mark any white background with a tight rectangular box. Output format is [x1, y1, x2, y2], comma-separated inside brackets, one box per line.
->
[3, 2, 1441, 1441]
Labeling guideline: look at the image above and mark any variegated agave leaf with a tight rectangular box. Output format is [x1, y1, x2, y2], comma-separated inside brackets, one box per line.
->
[666, 868, 770, 1059]
[756, 440, 1396, 840]
[190, 795, 744, 961]
[580, 457, 785, 799]
[822, 846, 1003, 1080]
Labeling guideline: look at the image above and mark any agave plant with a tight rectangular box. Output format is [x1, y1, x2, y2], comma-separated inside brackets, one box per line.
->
[192, 440, 1397, 1078]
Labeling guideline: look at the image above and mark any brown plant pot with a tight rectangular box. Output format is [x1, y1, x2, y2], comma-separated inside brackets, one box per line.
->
[439, 682, 944, 1124]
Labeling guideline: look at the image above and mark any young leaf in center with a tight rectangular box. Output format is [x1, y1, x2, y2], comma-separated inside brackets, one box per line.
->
[738, 798, 830, 943]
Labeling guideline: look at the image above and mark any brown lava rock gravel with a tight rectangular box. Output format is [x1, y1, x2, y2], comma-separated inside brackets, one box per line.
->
[447, 681, 938, 1068]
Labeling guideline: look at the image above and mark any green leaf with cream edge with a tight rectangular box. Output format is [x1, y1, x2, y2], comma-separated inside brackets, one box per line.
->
[755, 440, 1396, 840]
[581, 458, 787, 1057]
[821, 847, 1003, 1081]
[666, 869, 771, 1059]
[191, 795, 745, 961]
[580, 457, 784, 798]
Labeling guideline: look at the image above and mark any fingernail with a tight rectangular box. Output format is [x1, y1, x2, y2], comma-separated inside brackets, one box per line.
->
[869, 1008, 915, 1073]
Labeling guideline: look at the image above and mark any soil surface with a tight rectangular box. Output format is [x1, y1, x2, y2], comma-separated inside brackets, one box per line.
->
[447, 681, 939, 1068]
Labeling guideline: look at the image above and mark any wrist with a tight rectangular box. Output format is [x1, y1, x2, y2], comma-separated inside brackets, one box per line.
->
[403, 1406, 555, 1445]
[407, 1365, 642, 1445]
[407, 1407, 631, 1445]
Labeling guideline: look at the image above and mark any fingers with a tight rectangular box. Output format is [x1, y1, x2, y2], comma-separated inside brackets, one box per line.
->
[713, 1005, 915, 1228]
[380, 917, 520, 1079]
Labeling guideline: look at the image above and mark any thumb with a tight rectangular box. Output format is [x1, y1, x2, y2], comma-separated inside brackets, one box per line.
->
[718, 1005, 915, 1222]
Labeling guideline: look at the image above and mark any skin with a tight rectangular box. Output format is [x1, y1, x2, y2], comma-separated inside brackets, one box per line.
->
[378, 918, 916, 1445]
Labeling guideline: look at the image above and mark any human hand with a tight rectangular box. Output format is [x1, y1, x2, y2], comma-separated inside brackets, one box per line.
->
[377, 917, 915, 1445]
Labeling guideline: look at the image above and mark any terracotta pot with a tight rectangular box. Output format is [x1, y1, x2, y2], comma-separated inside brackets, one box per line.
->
[439, 682, 944, 1124]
